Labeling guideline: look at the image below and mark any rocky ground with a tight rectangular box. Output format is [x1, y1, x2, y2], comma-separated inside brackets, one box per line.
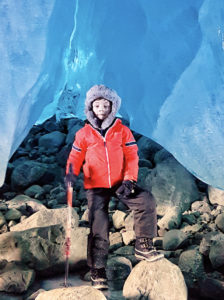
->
[0, 116, 224, 300]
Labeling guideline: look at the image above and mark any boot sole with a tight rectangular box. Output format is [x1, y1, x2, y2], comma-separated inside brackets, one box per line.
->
[135, 253, 164, 262]
[92, 283, 108, 290]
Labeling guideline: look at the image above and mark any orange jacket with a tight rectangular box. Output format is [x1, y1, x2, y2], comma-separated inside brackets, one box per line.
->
[66, 118, 139, 189]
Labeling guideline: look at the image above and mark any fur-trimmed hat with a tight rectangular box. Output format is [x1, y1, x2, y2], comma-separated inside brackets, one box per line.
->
[85, 84, 121, 129]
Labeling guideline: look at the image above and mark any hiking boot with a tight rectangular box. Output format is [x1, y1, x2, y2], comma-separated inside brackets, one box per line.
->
[135, 237, 164, 262]
[90, 268, 108, 290]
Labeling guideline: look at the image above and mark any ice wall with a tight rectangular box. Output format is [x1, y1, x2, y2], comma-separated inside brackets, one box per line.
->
[0, 0, 76, 186]
[1, 0, 224, 189]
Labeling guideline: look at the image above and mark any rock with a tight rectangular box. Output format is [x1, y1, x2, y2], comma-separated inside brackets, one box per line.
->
[0, 212, 6, 227]
[209, 234, 224, 269]
[208, 186, 224, 206]
[182, 212, 197, 225]
[153, 237, 163, 248]
[107, 256, 132, 290]
[11, 161, 55, 189]
[154, 148, 173, 164]
[145, 157, 199, 216]
[138, 159, 153, 168]
[109, 232, 123, 251]
[191, 197, 212, 214]
[38, 131, 66, 151]
[114, 246, 134, 256]
[137, 136, 162, 160]
[42, 184, 53, 193]
[0, 204, 7, 212]
[109, 198, 117, 211]
[124, 211, 134, 231]
[24, 185, 45, 198]
[178, 248, 205, 289]
[0, 262, 35, 293]
[26, 289, 46, 300]
[112, 210, 126, 230]
[114, 246, 137, 266]
[5, 209, 22, 221]
[181, 223, 204, 234]
[36, 286, 106, 300]
[199, 212, 212, 224]
[121, 230, 135, 245]
[163, 229, 188, 250]
[42, 116, 61, 132]
[65, 118, 84, 146]
[211, 205, 224, 218]
[6, 195, 47, 214]
[0, 225, 8, 234]
[123, 259, 187, 300]
[0, 225, 89, 272]
[81, 208, 89, 222]
[137, 167, 152, 189]
[55, 191, 66, 204]
[8, 220, 17, 227]
[199, 273, 224, 300]
[158, 206, 182, 230]
[10, 207, 79, 232]
[215, 213, 224, 232]
[199, 232, 219, 256]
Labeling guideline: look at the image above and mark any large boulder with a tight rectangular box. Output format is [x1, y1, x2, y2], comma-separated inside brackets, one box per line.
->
[0, 212, 6, 227]
[36, 286, 106, 300]
[65, 118, 85, 146]
[208, 186, 224, 206]
[215, 213, 224, 233]
[0, 262, 35, 293]
[10, 207, 79, 232]
[137, 136, 162, 160]
[6, 195, 46, 214]
[158, 206, 182, 230]
[112, 210, 126, 230]
[106, 256, 132, 290]
[209, 233, 224, 269]
[123, 259, 187, 300]
[0, 225, 89, 273]
[144, 157, 199, 216]
[199, 273, 224, 300]
[38, 131, 66, 151]
[11, 161, 55, 189]
[163, 229, 188, 250]
[178, 248, 205, 289]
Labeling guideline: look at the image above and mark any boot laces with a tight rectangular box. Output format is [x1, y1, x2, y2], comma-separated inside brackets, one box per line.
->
[140, 238, 153, 249]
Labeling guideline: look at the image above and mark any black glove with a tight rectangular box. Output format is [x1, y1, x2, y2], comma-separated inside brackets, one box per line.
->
[64, 173, 77, 187]
[64, 164, 77, 187]
[115, 180, 136, 199]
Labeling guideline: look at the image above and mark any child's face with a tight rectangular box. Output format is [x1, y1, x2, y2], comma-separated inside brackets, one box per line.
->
[92, 98, 112, 120]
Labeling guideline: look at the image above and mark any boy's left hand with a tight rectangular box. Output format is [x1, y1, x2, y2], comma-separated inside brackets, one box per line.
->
[115, 180, 136, 199]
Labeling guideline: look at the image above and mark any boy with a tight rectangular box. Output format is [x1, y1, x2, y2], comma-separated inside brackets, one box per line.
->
[65, 84, 163, 290]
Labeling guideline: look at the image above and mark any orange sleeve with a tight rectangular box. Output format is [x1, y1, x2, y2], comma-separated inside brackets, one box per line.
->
[66, 129, 87, 176]
[122, 126, 139, 181]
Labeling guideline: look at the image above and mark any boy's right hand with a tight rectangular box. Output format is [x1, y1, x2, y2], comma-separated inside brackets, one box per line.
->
[64, 173, 77, 187]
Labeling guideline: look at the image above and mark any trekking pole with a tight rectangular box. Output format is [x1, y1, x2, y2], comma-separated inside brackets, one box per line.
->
[64, 166, 73, 287]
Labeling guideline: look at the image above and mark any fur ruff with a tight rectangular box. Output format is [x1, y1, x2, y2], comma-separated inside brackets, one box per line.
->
[85, 85, 121, 129]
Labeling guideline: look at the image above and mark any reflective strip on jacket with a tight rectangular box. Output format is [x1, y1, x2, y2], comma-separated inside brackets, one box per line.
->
[66, 118, 139, 189]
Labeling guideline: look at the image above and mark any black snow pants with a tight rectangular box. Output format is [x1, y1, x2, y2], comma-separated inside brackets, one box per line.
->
[86, 184, 157, 269]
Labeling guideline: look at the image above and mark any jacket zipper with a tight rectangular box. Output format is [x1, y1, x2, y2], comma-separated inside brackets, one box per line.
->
[103, 137, 111, 188]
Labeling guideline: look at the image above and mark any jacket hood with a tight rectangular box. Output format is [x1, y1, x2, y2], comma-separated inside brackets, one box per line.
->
[85, 84, 121, 129]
